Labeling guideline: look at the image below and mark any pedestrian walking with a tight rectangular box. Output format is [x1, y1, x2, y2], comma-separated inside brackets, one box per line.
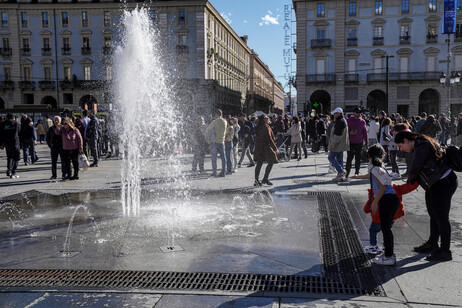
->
[0, 114, 21, 178]
[225, 118, 234, 174]
[87, 110, 100, 167]
[345, 107, 368, 177]
[286, 117, 302, 161]
[420, 115, 441, 139]
[253, 114, 278, 187]
[368, 116, 380, 145]
[55, 118, 83, 181]
[191, 116, 207, 174]
[35, 119, 47, 144]
[20, 118, 37, 165]
[328, 108, 349, 181]
[205, 109, 227, 177]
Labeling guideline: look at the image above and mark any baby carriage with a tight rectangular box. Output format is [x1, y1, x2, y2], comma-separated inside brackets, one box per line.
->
[276, 135, 290, 162]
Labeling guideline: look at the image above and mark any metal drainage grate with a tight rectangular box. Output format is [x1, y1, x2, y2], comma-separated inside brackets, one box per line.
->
[0, 269, 378, 296]
[293, 179, 331, 185]
[317, 192, 384, 296]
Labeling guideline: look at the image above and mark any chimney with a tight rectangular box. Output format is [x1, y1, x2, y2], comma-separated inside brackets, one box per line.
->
[240, 35, 248, 44]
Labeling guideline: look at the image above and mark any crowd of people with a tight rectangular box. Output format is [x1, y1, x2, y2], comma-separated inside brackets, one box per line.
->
[0, 110, 116, 180]
[2, 106, 461, 266]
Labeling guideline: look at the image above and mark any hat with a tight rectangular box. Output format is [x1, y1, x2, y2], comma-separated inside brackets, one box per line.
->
[331, 107, 343, 115]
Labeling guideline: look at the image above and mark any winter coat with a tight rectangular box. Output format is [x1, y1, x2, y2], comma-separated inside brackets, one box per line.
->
[86, 116, 100, 140]
[409, 136, 450, 191]
[364, 181, 418, 224]
[328, 116, 350, 152]
[55, 127, 83, 151]
[20, 124, 36, 142]
[46, 126, 63, 150]
[287, 122, 302, 143]
[36, 123, 46, 135]
[0, 119, 20, 148]
[420, 118, 441, 138]
[253, 123, 278, 164]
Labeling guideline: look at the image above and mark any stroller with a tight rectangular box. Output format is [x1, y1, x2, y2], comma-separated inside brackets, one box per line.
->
[276, 135, 290, 162]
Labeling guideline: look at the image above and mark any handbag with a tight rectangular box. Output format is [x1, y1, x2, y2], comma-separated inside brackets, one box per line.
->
[78, 154, 90, 170]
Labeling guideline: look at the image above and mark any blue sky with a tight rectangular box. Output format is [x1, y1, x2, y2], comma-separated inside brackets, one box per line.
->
[210, 0, 295, 93]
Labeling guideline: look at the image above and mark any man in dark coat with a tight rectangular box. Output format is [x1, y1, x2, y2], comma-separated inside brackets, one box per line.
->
[0, 114, 21, 178]
[87, 109, 100, 167]
[46, 116, 64, 180]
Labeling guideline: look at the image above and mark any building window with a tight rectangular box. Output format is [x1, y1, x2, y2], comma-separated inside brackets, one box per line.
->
[402, 0, 409, 13]
[458, 1, 462, 9]
[374, 26, 383, 37]
[22, 38, 30, 55]
[316, 28, 325, 39]
[347, 58, 357, 73]
[316, 59, 326, 74]
[21, 12, 28, 28]
[400, 25, 410, 42]
[42, 37, 51, 55]
[426, 56, 436, 71]
[375, 1, 383, 15]
[44, 67, 52, 81]
[399, 57, 409, 72]
[317, 3, 325, 17]
[62, 12, 69, 27]
[62, 37, 70, 55]
[42, 12, 48, 28]
[2, 37, 9, 49]
[456, 23, 462, 39]
[349, 2, 357, 16]
[82, 11, 88, 27]
[148, 10, 156, 22]
[104, 11, 111, 27]
[427, 23, 437, 41]
[179, 10, 185, 25]
[1, 12, 7, 28]
[82, 37, 91, 54]
[23, 67, 31, 81]
[83, 66, 91, 80]
[429, 0, 437, 12]
[104, 66, 112, 80]
[4, 67, 11, 81]
[373, 57, 382, 73]
[64, 66, 71, 80]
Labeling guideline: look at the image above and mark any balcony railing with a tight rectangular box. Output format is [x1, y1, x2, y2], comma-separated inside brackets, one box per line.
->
[75, 80, 100, 89]
[19, 81, 36, 89]
[344, 73, 359, 84]
[62, 47, 71, 55]
[103, 46, 112, 55]
[42, 47, 51, 56]
[81, 46, 91, 55]
[426, 34, 438, 43]
[0, 81, 14, 90]
[399, 35, 410, 44]
[21, 47, 31, 56]
[60, 80, 74, 89]
[176, 45, 189, 53]
[0, 47, 12, 57]
[306, 74, 336, 84]
[347, 38, 357, 46]
[367, 71, 441, 83]
[82, 20, 88, 27]
[373, 37, 384, 45]
[38, 80, 55, 90]
[311, 39, 332, 48]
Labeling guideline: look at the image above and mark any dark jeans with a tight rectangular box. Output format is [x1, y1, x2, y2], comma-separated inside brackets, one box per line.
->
[345, 143, 363, 175]
[425, 171, 458, 252]
[192, 145, 205, 172]
[255, 161, 274, 181]
[89, 138, 98, 164]
[389, 150, 399, 174]
[319, 136, 328, 152]
[378, 193, 400, 257]
[6, 146, 20, 175]
[50, 148, 63, 178]
[23, 139, 36, 164]
[62, 149, 79, 178]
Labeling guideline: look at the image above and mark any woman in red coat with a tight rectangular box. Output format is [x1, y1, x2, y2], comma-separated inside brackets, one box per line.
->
[253, 114, 278, 186]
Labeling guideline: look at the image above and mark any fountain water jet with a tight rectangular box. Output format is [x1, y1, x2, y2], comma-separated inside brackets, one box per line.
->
[113, 8, 185, 216]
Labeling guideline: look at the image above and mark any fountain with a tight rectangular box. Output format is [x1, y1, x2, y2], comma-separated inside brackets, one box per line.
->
[113, 7, 185, 216]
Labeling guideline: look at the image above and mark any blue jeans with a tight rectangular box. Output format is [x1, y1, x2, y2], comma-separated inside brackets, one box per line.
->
[210, 143, 226, 175]
[328, 151, 344, 173]
[23, 140, 36, 164]
[369, 221, 395, 246]
[225, 141, 233, 172]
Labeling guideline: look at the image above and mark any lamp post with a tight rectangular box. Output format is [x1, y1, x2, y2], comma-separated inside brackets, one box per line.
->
[381, 55, 394, 113]
[439, 35, 460, 117]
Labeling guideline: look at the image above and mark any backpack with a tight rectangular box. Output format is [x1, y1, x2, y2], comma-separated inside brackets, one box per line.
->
[444, 145, 462, 172]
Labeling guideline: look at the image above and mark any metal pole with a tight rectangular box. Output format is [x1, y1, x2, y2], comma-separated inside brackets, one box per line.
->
[385, 56, 389, 113]
[446, 34, 451, 117]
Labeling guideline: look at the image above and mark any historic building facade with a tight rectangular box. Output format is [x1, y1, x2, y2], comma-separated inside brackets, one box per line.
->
[0, 0, 281, 116]
[293, 0, 462, 117]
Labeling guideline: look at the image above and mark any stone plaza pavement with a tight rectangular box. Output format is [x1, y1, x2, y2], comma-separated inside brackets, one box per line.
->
[0, 144, 461, 307]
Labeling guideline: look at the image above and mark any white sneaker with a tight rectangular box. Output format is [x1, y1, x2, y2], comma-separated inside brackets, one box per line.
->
[328, 166, 336, 173]
[373, 253, 396, 266]
[334, 172, 345, 181]
[364, 245, 382, 255]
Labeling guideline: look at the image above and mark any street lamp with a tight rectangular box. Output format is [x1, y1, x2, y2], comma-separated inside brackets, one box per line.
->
[439, 71, 460, 116]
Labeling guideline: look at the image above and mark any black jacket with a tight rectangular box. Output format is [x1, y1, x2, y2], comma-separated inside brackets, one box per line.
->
[409, 137, 450, 191]
[457, 119, 462, 136]
[0, 119, 20, 148]
[46, 126, 63, 150]
[87, 116, 99, 139]
[20, 124, 36, 142]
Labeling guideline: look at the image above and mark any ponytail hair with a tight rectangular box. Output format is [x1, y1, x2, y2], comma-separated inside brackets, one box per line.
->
[367, 144, 386, 167]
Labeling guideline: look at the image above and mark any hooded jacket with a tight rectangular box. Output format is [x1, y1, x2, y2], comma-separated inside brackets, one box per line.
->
[328, 115, 350, 152]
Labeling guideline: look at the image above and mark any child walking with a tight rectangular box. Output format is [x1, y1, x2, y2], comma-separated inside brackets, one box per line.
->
[349, 144, 401, 265]
[363, 181, 419, 255]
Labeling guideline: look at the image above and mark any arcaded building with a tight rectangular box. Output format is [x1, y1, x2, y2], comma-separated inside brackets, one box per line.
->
[293, 0, 462, 117]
